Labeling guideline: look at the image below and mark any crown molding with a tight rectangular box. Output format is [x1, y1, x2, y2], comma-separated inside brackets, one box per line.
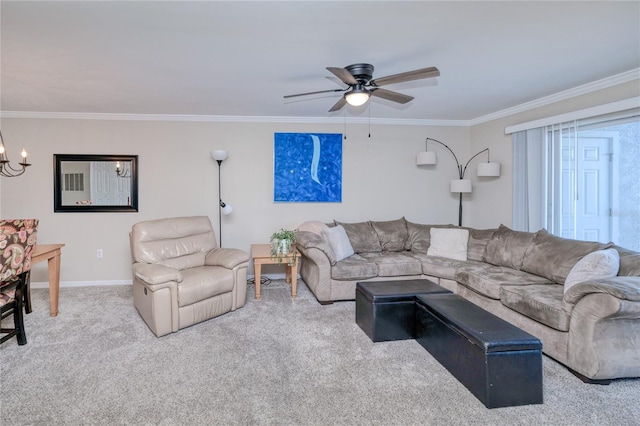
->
[2, 69, 637, 127]
[0, 110, 470, 127]
[469, 68, 640, 126]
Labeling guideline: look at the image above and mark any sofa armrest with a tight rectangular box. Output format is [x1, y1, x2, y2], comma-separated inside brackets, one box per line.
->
[564, 276, 640, 305]
[133, 262, 182, 285]
[205, 248, 250, 269]
[295, 230, 336, 264]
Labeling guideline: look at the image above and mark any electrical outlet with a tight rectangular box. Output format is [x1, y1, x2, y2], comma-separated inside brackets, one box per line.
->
[97, 249, 103, 258]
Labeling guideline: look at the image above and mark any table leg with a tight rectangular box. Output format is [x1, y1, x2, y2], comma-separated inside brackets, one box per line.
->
[48, 252, 61, 317]
[291, 263, 298, 299]
[254, 262, 262, 300]
[285, 264, 291, 284]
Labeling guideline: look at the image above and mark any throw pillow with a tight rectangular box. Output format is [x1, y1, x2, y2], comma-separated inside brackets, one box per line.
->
[371, 217, 408, 252]
[564, 248, 620, 293]
[427, 228, 469, 261]
[334, 221, 382, 253]
[322, 225, 355, 262]
[297, 221, 328, 236]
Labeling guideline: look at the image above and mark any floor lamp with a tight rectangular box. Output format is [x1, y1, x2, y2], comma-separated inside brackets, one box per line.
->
[416, 138, 501, 226]
[211, 150, 233, 247]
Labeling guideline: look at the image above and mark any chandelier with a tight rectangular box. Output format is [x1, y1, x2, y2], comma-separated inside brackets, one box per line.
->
[0, 130, 31, 178]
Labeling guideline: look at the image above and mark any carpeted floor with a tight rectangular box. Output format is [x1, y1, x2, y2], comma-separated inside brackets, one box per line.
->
[1, 280, 639, 425]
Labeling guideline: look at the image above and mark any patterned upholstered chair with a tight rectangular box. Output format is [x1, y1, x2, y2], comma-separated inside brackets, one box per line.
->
[0, 219, 38, 345]
[130, 216, 250, 337]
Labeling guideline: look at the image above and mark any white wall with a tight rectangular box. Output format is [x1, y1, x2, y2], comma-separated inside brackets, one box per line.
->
[0, 118, 471, 283]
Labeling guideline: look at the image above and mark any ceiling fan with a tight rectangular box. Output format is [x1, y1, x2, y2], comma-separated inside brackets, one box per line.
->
[283, 63, 440, 112]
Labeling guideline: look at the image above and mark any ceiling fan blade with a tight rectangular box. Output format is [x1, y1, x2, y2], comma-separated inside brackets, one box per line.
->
[328, 97, 347, 112]
[326, 67, 358, 85]
[370, 67, 440, 87]
[370, 88, 414, 104]
[284, 88, 344, 99]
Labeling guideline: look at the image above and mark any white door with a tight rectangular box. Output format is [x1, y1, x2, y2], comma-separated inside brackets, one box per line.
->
[560, 132, 612, 243]
[90, 161, 131, 205]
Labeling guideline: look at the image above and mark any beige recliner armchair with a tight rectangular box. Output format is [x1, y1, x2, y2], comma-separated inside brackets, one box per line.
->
[130, 216, 249, 337]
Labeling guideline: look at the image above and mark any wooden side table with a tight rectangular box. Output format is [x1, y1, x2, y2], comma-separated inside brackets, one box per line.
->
[251, 243, 298, 300]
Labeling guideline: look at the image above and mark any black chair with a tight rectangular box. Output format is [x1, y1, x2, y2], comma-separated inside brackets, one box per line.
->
[0, 219, 39, 345]
[1, 271, 31, 345]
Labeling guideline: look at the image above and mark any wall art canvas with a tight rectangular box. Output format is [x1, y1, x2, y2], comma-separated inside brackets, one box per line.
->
[274, 132, 342, 202]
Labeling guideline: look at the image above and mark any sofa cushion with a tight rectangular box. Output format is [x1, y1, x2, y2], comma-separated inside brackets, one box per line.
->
[405, 222, 454, 253]
[371, 218, 409, 252]
[612, 245, 640, 277]
[521, 229, 610, 284]
[482, 224, 535, 270]
[407, 252, 481, 280]
[359, 252, 422, 276]
[322, 225, 354, 262]
[500, 284, 571, 332]
[331, 254, 378, 280]
[456, 264, 554, 300]
[466, 228, 497, 262]
[564, 248, 620, 293]
[427, 228, 469, 261]
[335, 221, 382, 253]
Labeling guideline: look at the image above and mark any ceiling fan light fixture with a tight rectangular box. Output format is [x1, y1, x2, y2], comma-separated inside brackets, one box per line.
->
[345, 87, 370, 106]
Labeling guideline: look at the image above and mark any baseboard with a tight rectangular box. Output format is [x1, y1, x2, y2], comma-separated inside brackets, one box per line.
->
[30, 279, 133, 289]
[30, 274, 298, 289]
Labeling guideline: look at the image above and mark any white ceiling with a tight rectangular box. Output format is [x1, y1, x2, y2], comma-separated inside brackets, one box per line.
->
[1, 1, 639, 122]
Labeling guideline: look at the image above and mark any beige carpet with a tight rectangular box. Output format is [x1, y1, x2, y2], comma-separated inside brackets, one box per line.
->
[1, 280, 639, 425]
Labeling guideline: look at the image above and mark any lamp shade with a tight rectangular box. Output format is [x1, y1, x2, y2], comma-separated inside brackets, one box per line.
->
[416, 151, 437, 165]
[221, 203, 233, 215]
[211, 150, 229, 161]
[450, 179, 472, 193]
[477, 162, 501, 177]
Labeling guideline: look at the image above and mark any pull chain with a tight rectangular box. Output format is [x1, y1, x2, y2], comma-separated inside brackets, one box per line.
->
[344, 109, 348, 140]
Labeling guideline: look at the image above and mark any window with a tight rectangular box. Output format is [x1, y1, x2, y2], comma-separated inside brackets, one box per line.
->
[513, 110, 639, 251]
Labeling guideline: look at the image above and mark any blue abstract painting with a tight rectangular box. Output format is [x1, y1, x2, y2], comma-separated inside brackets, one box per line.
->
[274, 133, 342, 202]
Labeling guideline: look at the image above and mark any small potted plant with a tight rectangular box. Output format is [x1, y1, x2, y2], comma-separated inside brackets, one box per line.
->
[270, 228, 297, 265]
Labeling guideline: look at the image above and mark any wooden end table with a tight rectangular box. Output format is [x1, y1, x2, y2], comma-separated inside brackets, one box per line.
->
[251, 243, 298, 300]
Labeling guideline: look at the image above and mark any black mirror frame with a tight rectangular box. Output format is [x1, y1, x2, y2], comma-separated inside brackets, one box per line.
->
[53, 154, 139, 213]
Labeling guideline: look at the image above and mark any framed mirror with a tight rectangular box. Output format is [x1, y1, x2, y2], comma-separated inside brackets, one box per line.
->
[53, 154, 138, 212]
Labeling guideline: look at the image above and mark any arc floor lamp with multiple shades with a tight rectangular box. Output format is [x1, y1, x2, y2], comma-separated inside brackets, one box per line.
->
[417, 138, 501, 226]
[211, 149, 233, 247]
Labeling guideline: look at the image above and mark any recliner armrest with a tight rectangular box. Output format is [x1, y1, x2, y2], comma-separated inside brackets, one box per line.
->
[564, 276, 640, 305]
[205, 248, 250, 269]
[133, 262, 183, 285]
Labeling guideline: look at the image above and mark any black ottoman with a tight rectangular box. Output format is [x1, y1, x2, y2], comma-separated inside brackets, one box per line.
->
[415, 293, 543, 408]
[356, 279, 451, 342]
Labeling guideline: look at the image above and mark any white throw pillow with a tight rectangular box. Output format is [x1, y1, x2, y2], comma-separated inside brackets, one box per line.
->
[298, 221, 329, 236]
[564, 248, 620, 293]
[322, 225, 354, 262]
[427, 228, 469, 261]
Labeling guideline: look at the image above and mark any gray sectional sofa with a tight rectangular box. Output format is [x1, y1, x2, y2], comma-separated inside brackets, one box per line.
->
[295, 218, 640, 382]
